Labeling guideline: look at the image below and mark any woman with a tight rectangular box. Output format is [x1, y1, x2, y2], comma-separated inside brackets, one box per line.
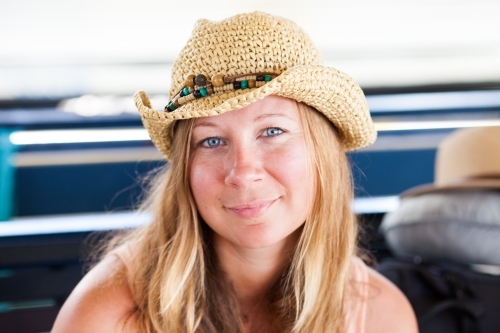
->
[52, 12, 417, 333]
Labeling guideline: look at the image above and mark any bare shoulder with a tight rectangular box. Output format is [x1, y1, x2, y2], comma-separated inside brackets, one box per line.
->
[52, 254, 139, 333]
[364, 266, 418, 333]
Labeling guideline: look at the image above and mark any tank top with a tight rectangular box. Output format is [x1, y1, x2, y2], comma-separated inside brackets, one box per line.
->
[344, 257, 369, 333]
[111, 247, 369, 333]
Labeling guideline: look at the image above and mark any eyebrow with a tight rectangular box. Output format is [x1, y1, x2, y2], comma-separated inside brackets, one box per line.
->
[254, 113, 294, 122]
[193, 112, 295, 129]
[193, 121, 218, 129]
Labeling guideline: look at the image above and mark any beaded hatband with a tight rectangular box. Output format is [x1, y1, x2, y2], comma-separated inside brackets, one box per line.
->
[165, 72, 278, 112]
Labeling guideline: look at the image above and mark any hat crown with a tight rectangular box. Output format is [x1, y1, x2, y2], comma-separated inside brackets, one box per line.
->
[436, 126, 500, 185]
[169, 12, 323, 98]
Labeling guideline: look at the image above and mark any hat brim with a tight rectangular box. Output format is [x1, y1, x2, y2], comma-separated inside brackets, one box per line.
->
[135, 64, 377, 160]
[400, 178, 500, 198]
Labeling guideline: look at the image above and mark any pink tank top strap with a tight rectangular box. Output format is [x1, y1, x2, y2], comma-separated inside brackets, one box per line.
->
[344, 256, 369, 333]
[109, 244, 142, 305]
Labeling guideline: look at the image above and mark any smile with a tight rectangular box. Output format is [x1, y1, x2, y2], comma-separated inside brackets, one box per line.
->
[225, 199, 278, 219]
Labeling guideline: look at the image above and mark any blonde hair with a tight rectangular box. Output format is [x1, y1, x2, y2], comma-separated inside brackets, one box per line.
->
[110, 101, 358, 333]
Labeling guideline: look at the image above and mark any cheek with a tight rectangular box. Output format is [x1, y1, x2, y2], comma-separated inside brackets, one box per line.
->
[190, 160, 202, 191]
[189, 158, 217, 207]
[269, 143, 313, 201]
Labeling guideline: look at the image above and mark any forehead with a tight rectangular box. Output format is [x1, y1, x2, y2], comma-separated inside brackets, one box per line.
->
[193, 95, 300, 127]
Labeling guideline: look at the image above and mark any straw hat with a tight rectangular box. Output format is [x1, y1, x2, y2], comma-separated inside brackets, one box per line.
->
[401, 126, 500, 197]
[134, 12, 376, 160]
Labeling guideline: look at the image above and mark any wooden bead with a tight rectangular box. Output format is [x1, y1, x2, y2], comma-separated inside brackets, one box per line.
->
[248, 80, 256, 88]
[178, 94, 195, 105]
[211, 74, 225, 87]
[184, 74, 195, 87]
[206, 83, 214, 95]
[194, 74, 207, 86]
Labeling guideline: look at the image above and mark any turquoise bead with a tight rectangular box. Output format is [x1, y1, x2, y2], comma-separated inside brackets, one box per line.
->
[240, 80, 248, 89]
[167, 103, 177, 111]
[182, 87, 190, 96]
[264, 75, 272, 82]
[200, 87, 208, 97]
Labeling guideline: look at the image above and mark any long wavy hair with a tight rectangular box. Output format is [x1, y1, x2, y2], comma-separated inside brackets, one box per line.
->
[108, 101, 358, 333]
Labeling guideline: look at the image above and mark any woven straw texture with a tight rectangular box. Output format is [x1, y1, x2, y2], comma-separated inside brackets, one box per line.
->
[134, 12, 377, 159]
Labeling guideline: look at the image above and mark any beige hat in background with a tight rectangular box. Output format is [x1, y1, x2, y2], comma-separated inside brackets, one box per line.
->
[401, 125, 500, 197]
[134, 12, 376, 160]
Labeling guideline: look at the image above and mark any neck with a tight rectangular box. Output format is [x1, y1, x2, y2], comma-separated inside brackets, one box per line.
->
[213, 232, 298, 313]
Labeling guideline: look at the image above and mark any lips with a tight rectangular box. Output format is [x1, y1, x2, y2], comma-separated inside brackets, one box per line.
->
[225, 199, 278, 219]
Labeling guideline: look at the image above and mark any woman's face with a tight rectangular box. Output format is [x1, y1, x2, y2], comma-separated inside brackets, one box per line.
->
[189, 95, 314, 250]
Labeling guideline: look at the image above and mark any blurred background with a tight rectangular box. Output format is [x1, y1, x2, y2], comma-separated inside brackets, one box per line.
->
[1, 0, 500, 331]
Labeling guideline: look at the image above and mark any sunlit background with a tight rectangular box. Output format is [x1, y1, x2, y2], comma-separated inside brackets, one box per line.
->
[2, 0, 500, 100]
[1, 1, 500, 330]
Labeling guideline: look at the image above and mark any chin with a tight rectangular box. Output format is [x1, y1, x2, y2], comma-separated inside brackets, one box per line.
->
[233, 226, 296, 250]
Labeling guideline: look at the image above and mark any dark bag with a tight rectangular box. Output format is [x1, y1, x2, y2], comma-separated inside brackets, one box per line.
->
[377, 258, 500, 333]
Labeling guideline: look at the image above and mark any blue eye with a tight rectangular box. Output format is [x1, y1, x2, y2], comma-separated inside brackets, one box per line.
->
[200, 137, 222, 148]
[264, 127, 283, 137]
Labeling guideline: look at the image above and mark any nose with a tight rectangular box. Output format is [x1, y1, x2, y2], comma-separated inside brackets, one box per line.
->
[224, 142, 263, 187]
